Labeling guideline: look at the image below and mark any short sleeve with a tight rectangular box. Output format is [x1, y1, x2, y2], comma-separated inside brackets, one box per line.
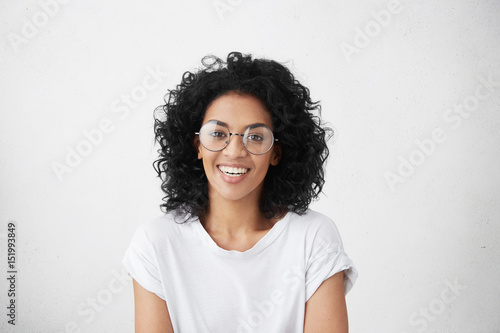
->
[305, 218, 358, 302]
[122, 225, 166, 300]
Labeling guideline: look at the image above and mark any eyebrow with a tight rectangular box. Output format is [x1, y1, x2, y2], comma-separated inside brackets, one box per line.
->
[209, 119, 270, 130]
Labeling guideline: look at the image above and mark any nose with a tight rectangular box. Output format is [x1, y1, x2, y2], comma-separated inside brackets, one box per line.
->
[223, 133, 248, 158]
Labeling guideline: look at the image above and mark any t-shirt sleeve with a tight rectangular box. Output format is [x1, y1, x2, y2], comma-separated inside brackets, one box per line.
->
[122, 224, 166, 300]
[305, 217, 358, 302]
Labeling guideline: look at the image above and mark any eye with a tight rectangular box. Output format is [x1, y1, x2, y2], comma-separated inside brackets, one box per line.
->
[210, 131, 227, 139]
[246, 134, 264, 142]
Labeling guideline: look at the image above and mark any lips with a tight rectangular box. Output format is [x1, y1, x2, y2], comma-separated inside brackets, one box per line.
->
[218, 165, 249, 177]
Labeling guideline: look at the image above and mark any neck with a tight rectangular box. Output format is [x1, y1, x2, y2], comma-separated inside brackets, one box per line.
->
[201, 190, 272, 238]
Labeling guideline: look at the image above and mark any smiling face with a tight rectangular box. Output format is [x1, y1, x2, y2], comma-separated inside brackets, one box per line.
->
[195, 92, 281, 205]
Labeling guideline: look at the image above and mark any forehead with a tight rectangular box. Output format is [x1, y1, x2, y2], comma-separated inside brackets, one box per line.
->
[203, 93, 272, 129]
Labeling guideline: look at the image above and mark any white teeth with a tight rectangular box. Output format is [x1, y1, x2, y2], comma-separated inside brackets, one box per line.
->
[218, 166, 249, 177]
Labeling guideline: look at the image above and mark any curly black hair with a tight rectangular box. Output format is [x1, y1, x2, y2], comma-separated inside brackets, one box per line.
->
[153, 52, 332, 221]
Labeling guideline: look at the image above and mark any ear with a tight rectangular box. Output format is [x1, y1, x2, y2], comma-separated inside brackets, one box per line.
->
[270, 144, 281, 166]
[193, 136, 202, 159]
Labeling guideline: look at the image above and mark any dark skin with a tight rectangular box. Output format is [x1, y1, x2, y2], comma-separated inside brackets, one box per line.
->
[133, 93, 348, 332]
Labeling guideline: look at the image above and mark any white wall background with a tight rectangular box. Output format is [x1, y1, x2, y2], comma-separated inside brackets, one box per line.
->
[0, 0, 499, 332]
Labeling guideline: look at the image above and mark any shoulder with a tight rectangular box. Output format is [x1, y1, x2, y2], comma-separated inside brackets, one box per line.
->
[130, 210, 198, 248]
[288, 209, 334, 224]
[288, 209, 340, 235]
[287, 209, 345, 252]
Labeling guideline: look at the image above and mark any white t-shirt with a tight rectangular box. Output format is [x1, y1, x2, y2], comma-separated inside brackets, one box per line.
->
[122, 209, 357, 332]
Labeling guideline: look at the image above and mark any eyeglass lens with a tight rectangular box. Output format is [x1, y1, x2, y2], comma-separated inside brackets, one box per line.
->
[198, 120, 274, 155]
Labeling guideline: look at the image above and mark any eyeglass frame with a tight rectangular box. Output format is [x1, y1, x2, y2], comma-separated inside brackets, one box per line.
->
[195, 120, 278, 155]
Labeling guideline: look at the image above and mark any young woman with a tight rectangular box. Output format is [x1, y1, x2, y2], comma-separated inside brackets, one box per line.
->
[123, 52, 357, 332]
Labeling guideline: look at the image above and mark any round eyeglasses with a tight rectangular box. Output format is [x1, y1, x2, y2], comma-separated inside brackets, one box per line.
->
[195, 120, 278, 155]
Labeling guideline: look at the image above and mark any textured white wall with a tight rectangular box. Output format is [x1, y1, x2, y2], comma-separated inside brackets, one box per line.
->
[0, 0, 499, 332]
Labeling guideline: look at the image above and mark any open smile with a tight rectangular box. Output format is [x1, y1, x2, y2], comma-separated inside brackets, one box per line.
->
[217, 165, 249, 177]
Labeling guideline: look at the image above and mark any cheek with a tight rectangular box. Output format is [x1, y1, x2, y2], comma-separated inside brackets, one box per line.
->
[254, 158, 272, 175]
[201, 160, 214, 181]
[200, 151, 217, 172]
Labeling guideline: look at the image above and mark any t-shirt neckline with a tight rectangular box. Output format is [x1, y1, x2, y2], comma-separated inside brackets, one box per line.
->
[194, 212, 291, 257]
